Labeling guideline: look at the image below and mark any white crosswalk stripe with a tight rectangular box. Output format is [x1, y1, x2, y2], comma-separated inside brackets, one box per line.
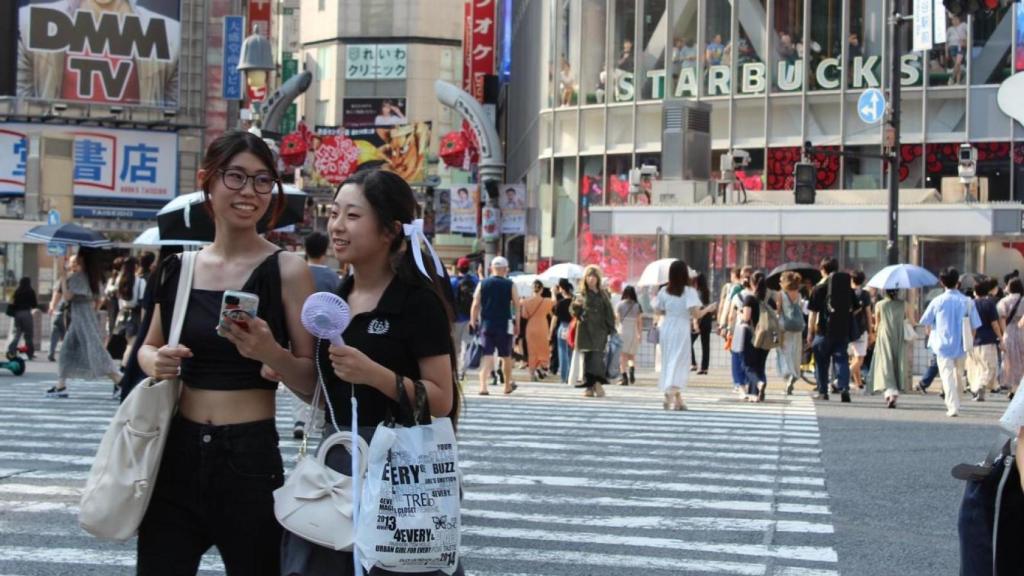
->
[0, 378, 838, 575]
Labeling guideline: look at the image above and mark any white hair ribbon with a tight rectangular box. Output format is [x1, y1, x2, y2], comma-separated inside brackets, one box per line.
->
[403, 219, 444, 279]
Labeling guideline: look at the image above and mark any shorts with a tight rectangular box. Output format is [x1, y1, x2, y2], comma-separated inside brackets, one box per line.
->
[481, 330, 513, 357]
[848, 333, 868, 357]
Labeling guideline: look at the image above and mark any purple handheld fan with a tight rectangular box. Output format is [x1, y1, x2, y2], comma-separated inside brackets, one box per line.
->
[301, 292, 351, 346]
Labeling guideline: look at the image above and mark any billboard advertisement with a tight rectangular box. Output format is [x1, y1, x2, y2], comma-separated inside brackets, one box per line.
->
[342, 98, 407, 128]
[449, 185, 478, 235]
[0, 124, 178, 202]
[499, 183, 526, 235]
[13, 0, 181, 107]
[310, 122, 432, 186]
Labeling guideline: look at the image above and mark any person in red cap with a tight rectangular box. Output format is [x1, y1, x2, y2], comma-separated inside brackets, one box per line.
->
[450, 257, 478, 377]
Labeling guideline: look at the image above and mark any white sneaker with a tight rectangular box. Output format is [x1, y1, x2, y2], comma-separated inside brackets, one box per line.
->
[946, 410, 959, 417]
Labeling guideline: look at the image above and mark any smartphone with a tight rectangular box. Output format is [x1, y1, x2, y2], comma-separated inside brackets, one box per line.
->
[217, 290, 259, 336]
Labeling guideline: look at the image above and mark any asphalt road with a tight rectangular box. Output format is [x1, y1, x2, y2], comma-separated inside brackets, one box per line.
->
[0, 362, 1010, 575]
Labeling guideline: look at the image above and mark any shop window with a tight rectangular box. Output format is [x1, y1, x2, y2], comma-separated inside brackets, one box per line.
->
[1014, 143, 1024, 202]
[703, 0, 731, 96]
[971, 142, 1011, 202]
[928, 9, 967, 86]
[898, 144, 925, 189]
[970, 87, 1012, 141]
[582, 235, 659, 287]
[581, 0, 607, 105]
[710, 99, 730, 148]
[810, 145, 841, 191]
[736, 0, 766, 95]
[580, 109, 606, 154]
[555, 0, 579, 107]
[539, 113, 553, 157]
[611, 0, 637, 103]
[553, 158, 578, 263]
[806, 95, 841, 141]
[636, 105, 662, 150]
[766, 146, 801, 190]
[847, 0, 884, 91]
[539, 159, 554, 258]
[845, 240, 887, 277]
[971, 4, 1012, 86]
[844, 92, 880, 145]
[669, 0, 699, 99]
[607, 153, 633, 206]
[541, 2, 555, 108]
[925, 90, 966, 141]
[771, 0, 803, 93]
[843, 145, 884, 190]
[924, 143, 962, 193]
[734, 98, 766, 148]
[639, 0, 667, 101]
[768, 96, 802, 146]
[808, 0, 842, 91]
[554, 110, 578, 155]
[901, 90, 924, 142]
[635, 152, 661, 205]
[579, 156, 605, 236]
[608, 106, 634, 151]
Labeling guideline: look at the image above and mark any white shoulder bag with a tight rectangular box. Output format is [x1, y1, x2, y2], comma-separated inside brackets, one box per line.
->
[274, 347, 368, 550]
[79, 251, 196, 541]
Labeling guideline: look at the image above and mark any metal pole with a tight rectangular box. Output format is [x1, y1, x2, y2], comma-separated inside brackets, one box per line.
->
[887, 2, 903, 266]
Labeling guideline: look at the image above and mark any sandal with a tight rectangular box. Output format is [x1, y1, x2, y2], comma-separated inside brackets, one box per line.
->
[478, 389, 489, 396]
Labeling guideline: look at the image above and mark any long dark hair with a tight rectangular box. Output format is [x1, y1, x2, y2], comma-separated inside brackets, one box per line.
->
[666, 260, 690, 297]
[337, 169, 461, 427]
[692, 272, 710, 305]
[621, 285, 638, 302]
[752, 270, 768, 301]
[200, 131, 287, 230]
[117, 256, 137, 300]
[77, 247, 105, 295]
[14, 277, 32, 298]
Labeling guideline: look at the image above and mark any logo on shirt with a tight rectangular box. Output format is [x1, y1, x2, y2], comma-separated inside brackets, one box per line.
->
[367, 318, 390, 336]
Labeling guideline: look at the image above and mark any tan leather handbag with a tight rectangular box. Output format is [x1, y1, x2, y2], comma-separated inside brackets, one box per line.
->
[79, 251, 196, 541]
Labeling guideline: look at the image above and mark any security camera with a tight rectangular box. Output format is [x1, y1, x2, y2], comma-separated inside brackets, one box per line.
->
[629, 164, 659, 188]
[958, 143, 977, 184]
[730, 149, 751, 168]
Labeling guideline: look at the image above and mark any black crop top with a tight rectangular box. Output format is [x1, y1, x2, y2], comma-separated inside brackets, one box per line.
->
[155, 251, 290, 391]
[319, 275, 452, 427]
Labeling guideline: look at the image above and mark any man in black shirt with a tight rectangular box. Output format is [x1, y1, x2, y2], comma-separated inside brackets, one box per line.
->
[806, 257, 852, 402]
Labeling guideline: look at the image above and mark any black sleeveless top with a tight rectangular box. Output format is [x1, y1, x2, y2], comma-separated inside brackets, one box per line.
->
[155, 251, 289, 391]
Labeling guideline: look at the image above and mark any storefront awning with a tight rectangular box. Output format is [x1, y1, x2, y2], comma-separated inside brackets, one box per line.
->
[0, 219, 49, 244]
[589, 203, 1024, 238]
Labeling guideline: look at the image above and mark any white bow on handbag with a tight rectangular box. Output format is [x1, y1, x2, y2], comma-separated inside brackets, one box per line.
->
[274, 345, 368, 551]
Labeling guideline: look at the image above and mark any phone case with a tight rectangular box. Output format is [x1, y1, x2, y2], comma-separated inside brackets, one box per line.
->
[217, 290, 260, 336]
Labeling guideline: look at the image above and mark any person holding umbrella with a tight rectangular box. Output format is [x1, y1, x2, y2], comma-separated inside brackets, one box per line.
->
[47, 247, 122, 398]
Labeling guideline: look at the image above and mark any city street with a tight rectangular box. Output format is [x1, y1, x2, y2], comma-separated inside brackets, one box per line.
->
[0, 363, 1005, 575]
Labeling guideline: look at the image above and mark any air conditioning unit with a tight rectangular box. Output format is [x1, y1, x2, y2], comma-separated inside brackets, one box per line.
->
[651, 180, 711, 205]
[662, 100, 711, 181]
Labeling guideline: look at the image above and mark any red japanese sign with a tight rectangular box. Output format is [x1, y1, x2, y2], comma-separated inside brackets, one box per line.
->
[312, 135, 361, 186]
[467, 0, 496, 102]
[248, 0, 271, 36]
[462, 1, 473, 93]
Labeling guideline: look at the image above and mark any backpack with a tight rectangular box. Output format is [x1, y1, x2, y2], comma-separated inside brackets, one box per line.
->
[454, 275, 475, 317]
[781, 292, 805, 332]
[824, 272, 853, 341]
[753, 301, 782, 350]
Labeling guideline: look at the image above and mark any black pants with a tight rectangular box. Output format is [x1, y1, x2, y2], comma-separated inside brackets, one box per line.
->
[137, 415, 283, 576]
[742, 330, 770, 395]
[690, 321, 711, 371]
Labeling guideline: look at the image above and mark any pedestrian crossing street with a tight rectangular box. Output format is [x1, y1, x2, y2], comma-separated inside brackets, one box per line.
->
[0, 377, 837, 576]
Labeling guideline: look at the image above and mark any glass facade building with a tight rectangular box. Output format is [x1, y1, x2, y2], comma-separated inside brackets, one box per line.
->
[506, 0, 1024, 286]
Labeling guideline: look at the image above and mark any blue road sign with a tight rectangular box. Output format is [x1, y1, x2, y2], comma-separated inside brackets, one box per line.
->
[223, 16, 244, 100]
[857, 88, 886, 125]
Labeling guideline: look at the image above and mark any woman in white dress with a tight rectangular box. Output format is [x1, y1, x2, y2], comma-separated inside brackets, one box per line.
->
[653, 260, 706, 410]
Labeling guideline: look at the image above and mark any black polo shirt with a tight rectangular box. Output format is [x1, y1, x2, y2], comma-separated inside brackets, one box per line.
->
[319, 274, 452, 427]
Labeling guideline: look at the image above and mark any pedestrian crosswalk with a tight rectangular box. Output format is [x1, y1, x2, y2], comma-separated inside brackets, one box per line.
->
[0, 377, 837, 575]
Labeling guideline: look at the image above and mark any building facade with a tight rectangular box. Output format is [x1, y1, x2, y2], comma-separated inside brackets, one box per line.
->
[506, 0, 1024, 287]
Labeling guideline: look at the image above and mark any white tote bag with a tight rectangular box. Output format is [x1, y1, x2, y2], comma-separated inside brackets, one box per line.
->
[79, 251, 196, 541]
[356, 416, 461, 574]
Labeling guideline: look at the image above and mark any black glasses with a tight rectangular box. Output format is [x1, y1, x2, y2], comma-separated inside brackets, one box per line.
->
[218, 169, 277, 194]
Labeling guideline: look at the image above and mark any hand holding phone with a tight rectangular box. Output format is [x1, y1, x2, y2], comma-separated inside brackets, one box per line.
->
[218, 291, 259, 337]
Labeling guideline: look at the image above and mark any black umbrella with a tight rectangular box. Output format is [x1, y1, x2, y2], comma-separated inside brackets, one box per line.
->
[767, 262, 821, 290]
[958, 273, 987, 291]
[156, 185, 308, 242]
[24, 223, 111, 247]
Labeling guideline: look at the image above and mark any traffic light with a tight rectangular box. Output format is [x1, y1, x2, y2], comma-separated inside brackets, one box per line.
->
[793, 162, 816, 204]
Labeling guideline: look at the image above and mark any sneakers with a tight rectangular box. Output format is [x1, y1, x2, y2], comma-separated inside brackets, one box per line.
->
[785, 377, 795, 396]
[45, 386, 68, 398]
[812, 392, 829, 401]
[293, 421, 305, 440]
[970, 391, 986, 402]
[947, 410, 959, 417]
[916, 382, 929, 395]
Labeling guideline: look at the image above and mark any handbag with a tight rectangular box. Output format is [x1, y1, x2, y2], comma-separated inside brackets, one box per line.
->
[78, 251, 196, 541]
[903, 321, 917, 342]
[567, 318, 577, 348]
[646, 325, 659, 345]
[356, 380, 461, 574]
[274, 360, 369, 551]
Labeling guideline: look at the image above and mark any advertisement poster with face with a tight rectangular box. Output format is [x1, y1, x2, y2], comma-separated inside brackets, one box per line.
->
[343, 98, 407, 127]
[14, 0, 181, 106]
[434, 188, 451, 234]
[449, 185, 478, 235]
[499, 183, 526, 235]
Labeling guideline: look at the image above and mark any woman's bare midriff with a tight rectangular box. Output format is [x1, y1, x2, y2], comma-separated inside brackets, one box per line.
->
[178, 386, 277, 425]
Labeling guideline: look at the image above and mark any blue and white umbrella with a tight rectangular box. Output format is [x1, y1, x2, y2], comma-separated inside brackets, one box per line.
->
[24, 223, 110, 247]
[867, 264, 939, 290]
[133, 227, 209, 247]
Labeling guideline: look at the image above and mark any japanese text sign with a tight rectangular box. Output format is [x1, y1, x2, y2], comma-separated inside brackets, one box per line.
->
[0, 124, 178, 201]
[468, 0, 496, 102]
[222, 15, 244, 100]
[345, 44, 408, 80]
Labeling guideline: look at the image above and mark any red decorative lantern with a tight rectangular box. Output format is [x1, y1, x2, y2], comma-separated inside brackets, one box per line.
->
[439, 131, 468, 168]
[279, 132, 308, 168]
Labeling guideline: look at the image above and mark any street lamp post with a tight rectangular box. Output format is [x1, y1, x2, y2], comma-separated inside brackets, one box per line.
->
[236, 25, 312, 139]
